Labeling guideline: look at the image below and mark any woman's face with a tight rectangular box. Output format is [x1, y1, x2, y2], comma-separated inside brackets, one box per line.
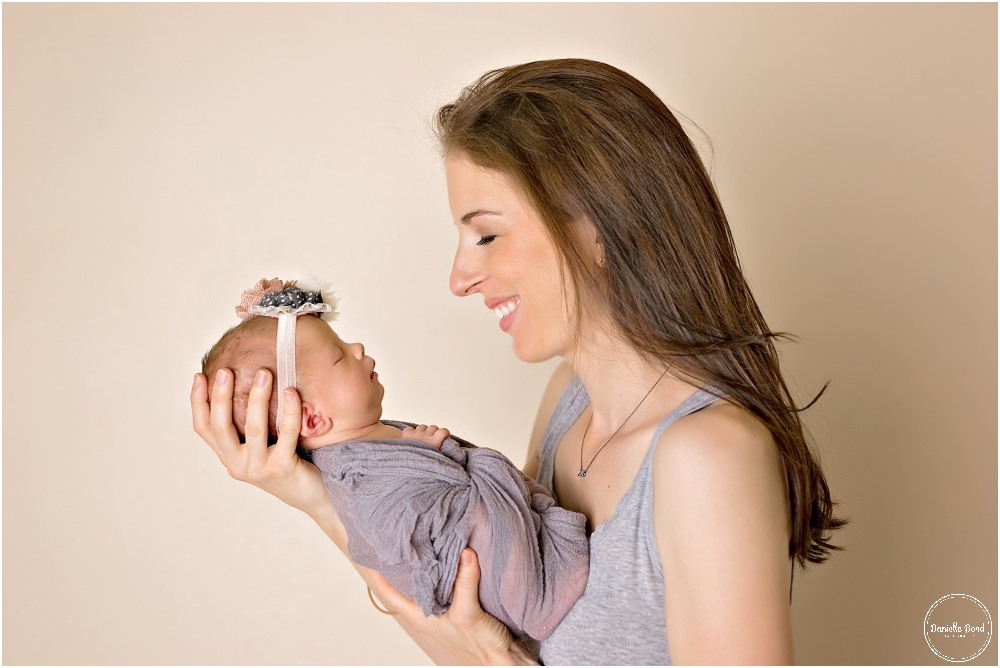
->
[446, 153, 576, 363]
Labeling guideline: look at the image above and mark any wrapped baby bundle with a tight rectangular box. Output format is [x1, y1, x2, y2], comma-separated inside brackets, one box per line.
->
[309, 423, 590, 640]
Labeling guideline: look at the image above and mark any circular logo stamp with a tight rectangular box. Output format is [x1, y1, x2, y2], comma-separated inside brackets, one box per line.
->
[924, 594, 993, 662]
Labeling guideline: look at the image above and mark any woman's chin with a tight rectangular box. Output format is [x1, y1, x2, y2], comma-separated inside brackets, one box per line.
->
[510, 338, 560, 364]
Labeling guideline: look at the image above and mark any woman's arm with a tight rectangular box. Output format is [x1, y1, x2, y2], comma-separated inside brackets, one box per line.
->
[653, 402, 794, 665]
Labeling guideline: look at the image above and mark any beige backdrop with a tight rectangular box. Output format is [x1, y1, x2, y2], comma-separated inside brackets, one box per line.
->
[3, 3, 996, 665]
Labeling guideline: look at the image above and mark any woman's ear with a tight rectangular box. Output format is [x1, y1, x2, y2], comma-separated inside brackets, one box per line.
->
[577, 216, 604, 267]
[300, 401, 333, 439]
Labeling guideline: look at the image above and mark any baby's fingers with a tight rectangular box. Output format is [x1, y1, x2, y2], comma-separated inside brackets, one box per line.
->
[423, 425, 449, 448]
[401, 424, 449, 449]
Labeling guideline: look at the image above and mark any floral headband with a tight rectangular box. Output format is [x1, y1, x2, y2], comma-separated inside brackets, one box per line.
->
[236, 277, 339, 429]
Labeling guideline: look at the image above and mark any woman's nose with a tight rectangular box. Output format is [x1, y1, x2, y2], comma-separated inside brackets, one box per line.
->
[350, 341, 365, 359]
[449, 247, 485, 297]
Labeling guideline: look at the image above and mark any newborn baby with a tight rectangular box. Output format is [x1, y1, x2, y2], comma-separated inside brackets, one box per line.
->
[201, 282, 589, 639]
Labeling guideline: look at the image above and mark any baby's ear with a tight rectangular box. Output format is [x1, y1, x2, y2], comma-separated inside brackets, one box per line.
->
[300, 402, 333, 439]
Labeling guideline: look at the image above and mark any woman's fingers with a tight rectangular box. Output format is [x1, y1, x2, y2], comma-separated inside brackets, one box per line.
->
[244, 369, 273, 464]
[366, 552, 527, 665]
[366, 569, 423, 619]
[190, 366, 333, 517]
[190, 373, 219, 453]
[208, 368, 242, 465]
[367, 549, 483, 626]
[448, 548, 484, 628]
[448, 548, 527, 664]
[273, 387, 303, 459]
[366, 549, 483, 624]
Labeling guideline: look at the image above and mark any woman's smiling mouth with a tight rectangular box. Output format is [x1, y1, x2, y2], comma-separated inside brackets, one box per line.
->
[490, 297, 520, 320]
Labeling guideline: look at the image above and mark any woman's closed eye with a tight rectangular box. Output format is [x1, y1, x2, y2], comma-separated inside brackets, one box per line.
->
[476, 234, 497, 246]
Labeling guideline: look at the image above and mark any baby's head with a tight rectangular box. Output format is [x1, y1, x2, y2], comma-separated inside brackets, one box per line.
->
[201, 314, 385, 447]
[202, 316, 281, 442]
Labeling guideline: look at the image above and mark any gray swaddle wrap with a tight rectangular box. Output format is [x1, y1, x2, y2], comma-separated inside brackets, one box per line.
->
[309, 421, 589, 640]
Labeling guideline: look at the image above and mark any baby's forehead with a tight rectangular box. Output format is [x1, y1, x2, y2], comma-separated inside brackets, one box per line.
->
[298, 315, 343, 343]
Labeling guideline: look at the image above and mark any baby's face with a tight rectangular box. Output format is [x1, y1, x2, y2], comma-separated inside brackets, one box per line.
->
[295, 315, 385, 429]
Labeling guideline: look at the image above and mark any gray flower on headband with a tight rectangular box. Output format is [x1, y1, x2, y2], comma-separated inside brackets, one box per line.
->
[259, 287, 324, 310]
[236, 277, 340, 323]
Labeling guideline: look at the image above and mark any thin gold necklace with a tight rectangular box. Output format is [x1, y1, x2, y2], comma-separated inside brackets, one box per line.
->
[578, 366, 670, 478]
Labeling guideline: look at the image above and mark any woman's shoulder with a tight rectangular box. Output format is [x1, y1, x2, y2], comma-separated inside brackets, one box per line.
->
[653, 398, 778, 474]
[650, 397, 786, 522]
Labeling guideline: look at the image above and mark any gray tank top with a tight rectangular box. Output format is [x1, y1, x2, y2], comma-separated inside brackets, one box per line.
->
[535, 377, 720, 666]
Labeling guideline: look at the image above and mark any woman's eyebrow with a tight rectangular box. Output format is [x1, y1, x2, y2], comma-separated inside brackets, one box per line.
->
[460, 209, 501, 224]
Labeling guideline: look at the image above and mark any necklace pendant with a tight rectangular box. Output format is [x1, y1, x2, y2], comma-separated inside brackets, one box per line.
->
[578, 469, 587, 478]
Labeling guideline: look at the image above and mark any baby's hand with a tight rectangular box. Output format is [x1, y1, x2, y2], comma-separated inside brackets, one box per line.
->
[401, 424, 450, 449]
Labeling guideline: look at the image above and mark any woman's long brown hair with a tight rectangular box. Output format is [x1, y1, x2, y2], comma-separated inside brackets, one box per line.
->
[436, 58, 846, 567]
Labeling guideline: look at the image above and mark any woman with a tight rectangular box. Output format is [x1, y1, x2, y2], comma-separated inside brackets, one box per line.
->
[192, 58, 845, 665]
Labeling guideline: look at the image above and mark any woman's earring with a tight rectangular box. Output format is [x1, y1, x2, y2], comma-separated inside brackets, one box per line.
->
[597, 256, 606, 268]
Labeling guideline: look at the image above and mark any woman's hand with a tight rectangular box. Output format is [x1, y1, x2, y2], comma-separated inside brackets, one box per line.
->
[191, 369, 330, 516]
[367, 548, 538, 666]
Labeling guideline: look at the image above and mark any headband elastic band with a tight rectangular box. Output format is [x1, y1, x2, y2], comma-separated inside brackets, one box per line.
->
[275, 312, 297, 427]
[235, 278, 339, 436]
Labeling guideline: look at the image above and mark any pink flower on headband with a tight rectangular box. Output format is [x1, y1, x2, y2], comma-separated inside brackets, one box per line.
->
[235, 277, 296, 321]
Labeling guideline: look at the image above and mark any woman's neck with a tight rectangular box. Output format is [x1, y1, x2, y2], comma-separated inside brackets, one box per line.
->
[567, 327, 697, 429]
